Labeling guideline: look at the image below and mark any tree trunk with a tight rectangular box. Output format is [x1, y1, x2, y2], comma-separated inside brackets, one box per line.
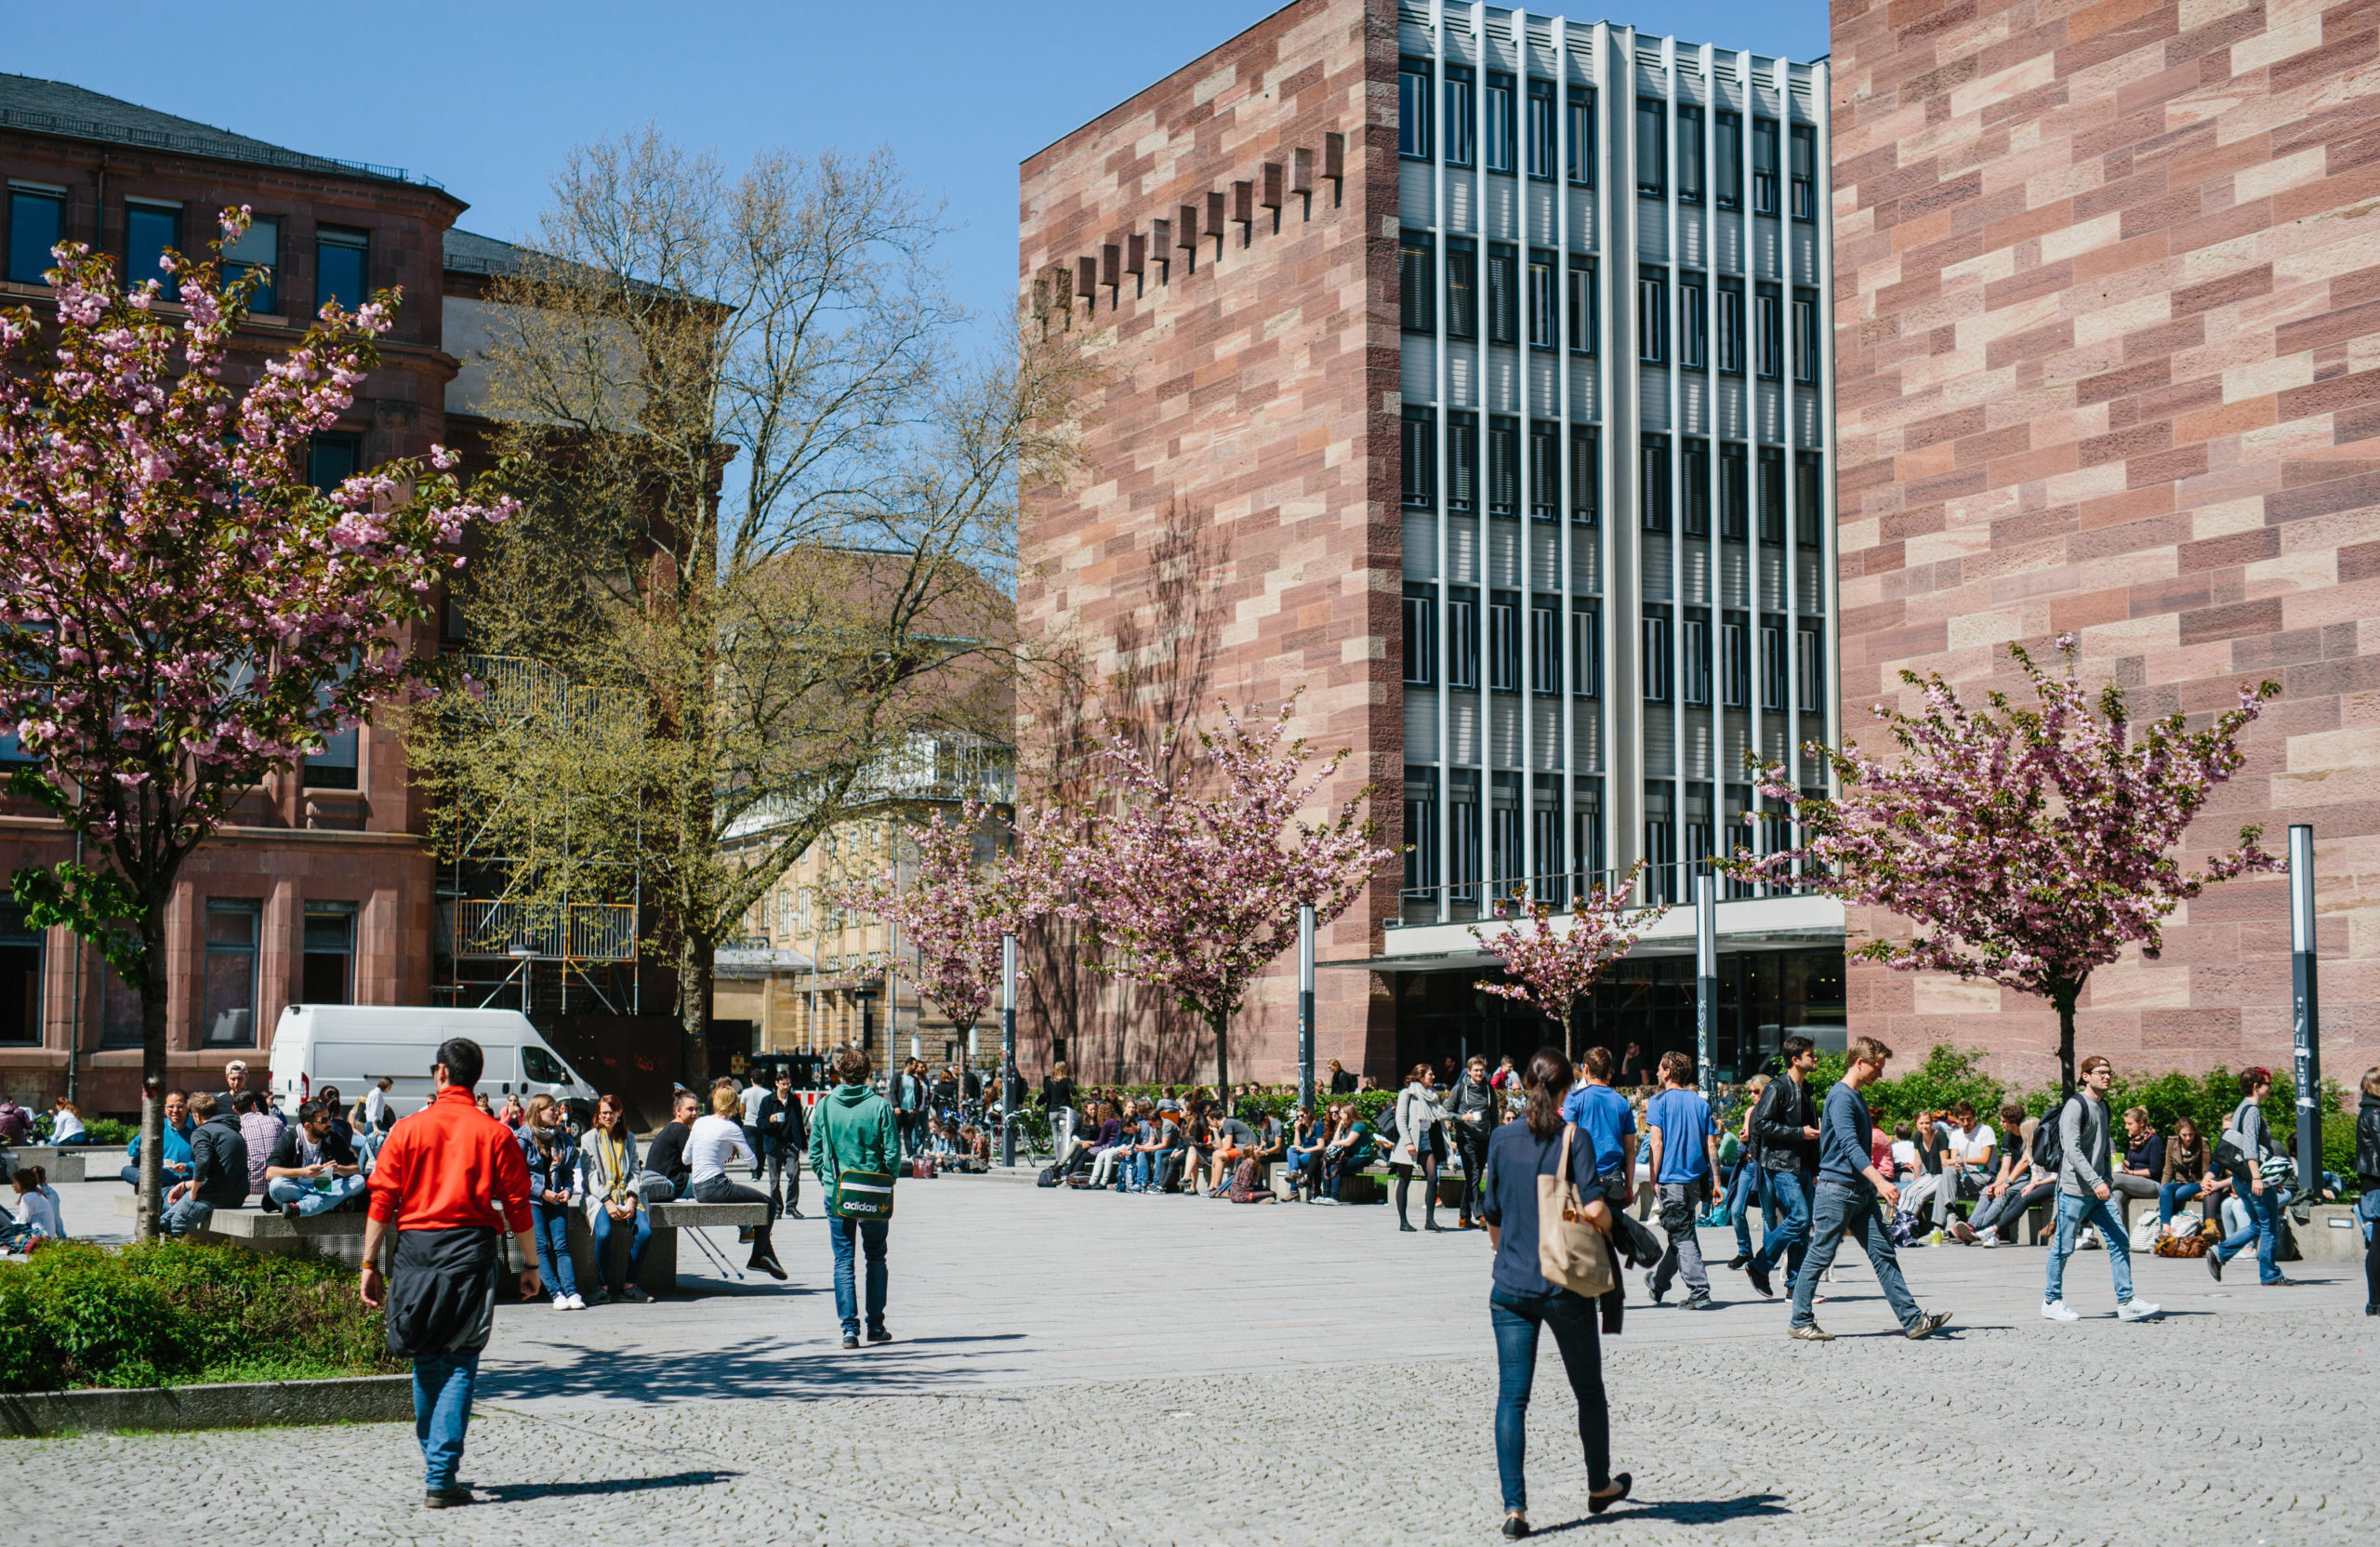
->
[1210, 1008, 1231, 1104]
[2052, 983, 2082, 1099]
[136, 909, 169, 1243]
[678, 933, 715, 1085]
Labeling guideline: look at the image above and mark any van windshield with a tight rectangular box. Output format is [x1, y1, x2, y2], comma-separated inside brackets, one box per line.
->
[522, 1045, 572, 1086]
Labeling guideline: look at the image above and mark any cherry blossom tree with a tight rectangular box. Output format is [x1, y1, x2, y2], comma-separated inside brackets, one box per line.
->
[1472, 861, 1656, 1050]
[1061, 702, 1396, 1093]
[833, 798, 1063, 1039]
[1730, 636, 2280, 1093]
[0, 215, 513, 1236]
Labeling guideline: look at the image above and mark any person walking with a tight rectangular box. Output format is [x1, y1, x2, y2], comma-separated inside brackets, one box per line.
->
[2208, 1067, 2294, 1287]
[2040, 1055, 2161, 1322]
[1446, 1054, 1498, 1229]
[810, 1046, 903, 1347]
[577, 1094, 652, 1304]
[690, 1086, 787, 1280]
[758, 1071, 810, 1220]
[359, 1038, 540, 1509]
[1785, 1037, 1951, 1342]
[1644, 1053, 1721, 1310]
[1561, 1046, 1637, 1207]
[1393, 1064, 1449, 1233]
[1478, 1046, 1631, 1537]
[1042, 1061, 1078, 1163]
[1744, 1036, 1820, 1300]
[1722, 1074, 1769, 1268]
[739, 1072, 771, 1175]
[2356, 1065, 2379, 1316]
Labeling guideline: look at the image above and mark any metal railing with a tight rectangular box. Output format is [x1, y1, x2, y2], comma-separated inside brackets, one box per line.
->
[0, 104, 443, 189]
[1394, 855, 1826, 928]
[440, 899, 639, 961]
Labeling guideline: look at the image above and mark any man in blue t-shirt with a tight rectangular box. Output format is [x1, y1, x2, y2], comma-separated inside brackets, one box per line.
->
[1644, 1051, 1722, 1309]
[1561, 1045, 1637, 1197]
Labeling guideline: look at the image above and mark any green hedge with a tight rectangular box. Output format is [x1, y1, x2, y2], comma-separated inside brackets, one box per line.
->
[0, 1239, 401, 1393]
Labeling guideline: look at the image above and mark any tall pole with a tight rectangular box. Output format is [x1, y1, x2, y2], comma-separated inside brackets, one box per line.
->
[1297, 905, 1316, 1112]
[1000, 932, 1019, 1168]
[2288, 825, 2320, 1195]
[1695, 872, 1717, 1102]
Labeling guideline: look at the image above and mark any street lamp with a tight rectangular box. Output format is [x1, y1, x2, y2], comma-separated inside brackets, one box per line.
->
[507, 945, 535, 1015]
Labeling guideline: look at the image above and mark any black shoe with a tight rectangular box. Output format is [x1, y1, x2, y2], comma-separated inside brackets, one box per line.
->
[2365, 1303, 2377, 1316]
[423, 1488, 472, 1509]
[750, 1256, 788, 1281]
[1501, 1513, 1530, 1539]
[840, 1333, 858, 1349]
[1726, 1254, 1750, 1271]
[1589, 1474, 1633, 1514]
[1746, 1262, 1774, 1298]
[866, 1327, 892, 1344]
[1649, 1289, 1666, 1307]
[2206, 1251, 2224, 1283]
[284, 1201, 302, 1222]
[1399, 1221, 1417, 1233]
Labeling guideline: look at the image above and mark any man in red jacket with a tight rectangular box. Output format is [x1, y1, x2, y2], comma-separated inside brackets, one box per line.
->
[361, 1038, 539, 1508]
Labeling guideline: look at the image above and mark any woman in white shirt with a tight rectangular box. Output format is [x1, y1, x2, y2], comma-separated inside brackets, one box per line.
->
[689, 1086, 786, 1280]
[46, 1099, 86, 1144]
[1, 1166, 65, 1252]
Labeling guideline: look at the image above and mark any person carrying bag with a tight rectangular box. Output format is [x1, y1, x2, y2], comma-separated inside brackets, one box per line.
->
[809, 1046, 904, 1347]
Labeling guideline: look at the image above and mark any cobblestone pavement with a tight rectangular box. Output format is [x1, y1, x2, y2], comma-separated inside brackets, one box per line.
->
[25, 1173, 2377, 1545]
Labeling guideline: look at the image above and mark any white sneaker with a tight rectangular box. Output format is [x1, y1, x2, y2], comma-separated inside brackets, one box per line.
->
[551, 1294, 573, 1310]
[564, 1293, 586, 1310]
[2041, 1300, 2081, 1321]
[2116, 1299, 2162, 1321]
[1978, 1233, 1999, 1250]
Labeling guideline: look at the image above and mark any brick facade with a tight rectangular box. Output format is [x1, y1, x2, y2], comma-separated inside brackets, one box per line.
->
[1829, 0, 2380, 1085]
[1017, 0, 1405, 1083]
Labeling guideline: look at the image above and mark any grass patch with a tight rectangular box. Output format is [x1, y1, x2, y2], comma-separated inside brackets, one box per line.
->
[0, 1239, 402, 1393]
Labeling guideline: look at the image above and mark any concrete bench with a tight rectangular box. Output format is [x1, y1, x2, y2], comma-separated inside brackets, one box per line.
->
[2294, 1204, 2367, 1263]
[2, 1146, 87, 1184]
[114, 1195, 377, 1266]
[560, 1198, 772, 1298]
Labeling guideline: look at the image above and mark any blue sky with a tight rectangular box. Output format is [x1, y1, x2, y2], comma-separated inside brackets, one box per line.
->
[9, 1, 1828, 339]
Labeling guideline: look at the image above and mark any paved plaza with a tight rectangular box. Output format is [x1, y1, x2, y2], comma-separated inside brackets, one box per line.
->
[20, 1172, 2376, 1545]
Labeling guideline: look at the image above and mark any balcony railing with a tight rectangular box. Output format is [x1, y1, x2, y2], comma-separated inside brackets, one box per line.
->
[1395, 857, 1826, 928]
[440, 899, 639, 961]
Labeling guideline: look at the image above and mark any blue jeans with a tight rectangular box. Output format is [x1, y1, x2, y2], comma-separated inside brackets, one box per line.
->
[266, 1174, 367, 1217]
[2157, 1180, 2202, 1226]
[1755, 1170, 1812, 1285]
[1726, 1162, 1766, 1257]
[1790, 1182, 1921, 1330]
[829, 1215, 889, 1336]
[591, 1205, 652, 1290]
[2215, 1164, 2281, 1283]
[1489, 1286, 1610, 1513]
[160, 1197, 215, 1236]
[2045, 1191, 2135, 1305]
[413, 1352, 479, 1492]
[529, 1200, 578, 1299]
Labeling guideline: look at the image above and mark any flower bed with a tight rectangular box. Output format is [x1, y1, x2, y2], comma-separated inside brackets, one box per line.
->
[0, 1239, 400, 1394]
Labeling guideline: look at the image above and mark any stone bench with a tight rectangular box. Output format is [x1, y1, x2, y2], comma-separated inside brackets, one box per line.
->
[558, 1198, 773, 1298]
[114, 1195, 377, 1266]
[2289, 1204, 2365, 1263]
[2, 1146, 87, 1184]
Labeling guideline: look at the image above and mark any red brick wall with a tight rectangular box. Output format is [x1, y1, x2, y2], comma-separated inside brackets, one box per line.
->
[1016, 0, 1406, 1083]
[1830, 0, 2380, 1088]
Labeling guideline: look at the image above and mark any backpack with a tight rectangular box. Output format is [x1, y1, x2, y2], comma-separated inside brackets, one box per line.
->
[1035, 1163, 1063, 1188]
[2029, 1099, 2071, 1175]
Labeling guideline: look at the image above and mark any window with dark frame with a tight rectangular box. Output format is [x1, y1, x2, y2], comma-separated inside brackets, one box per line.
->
[1399, 60, 1435, 159]
[1401, 590, 1436, 684]
[1487, 245, 1518, 345]
[7, 187, 64, 286]
[316, 225, 368, 313]
[1635, 99, 1665, 195]
[1572, 603, 1602, 698]
[1570, 427, 1600, 524]
[1683, 614, 1712, 706]
[1401, 409, 1436, 509]
[1447, 241, 1478, 339]
[1720, 443, 1749, 539]
[1752, 118, 1780, 215]
[1566, 87, 1597, 185]
[1795, 453, 1825, 548]
[1643, 610, 1673, 703]
[1447, 592, 1480, 689]
[1717, 280, 1744, 374]
[1488, 594, 1521, 692]
[1529, 421, 1559, 520]
[1683, 438, 1711, 537]
[0, 905, 41, 1047]
[1640, 433, 1671, 533]
[222, 217, 279, 313]
[1448, 413, 1478, 513]
[1404, 770, 1441, 895]
[1638, 271, 1666, 364]
[1790, 124, 1818, 221]
[1530, 604, 1562, 694]
[309, 433, 362, 495]
[1758, 446, 1787, 545]
[1400, 238, 1435, 332]
[1444, 67, 1476, 167]
[1527, 81, 1556, 178]
[1677, 106, 1704, 204]
[1486, 73, 1516, 173]
[1679, 274, 1707, 369]
[1567, 258, 1597, 353]
[1488, 416, 1519, 515]
[202, 899, 260, 1047]
[1715, 110, 1742, 208]
[301, 904, 356, 1005]
[1527, 251, 1555, 349]
[1796, 626, 1825, 713]
[125, 202, 181, 301]
[1761, 621, 1787, 710]
[1722, 616, 1750, 707]
[1793, 291, 1820, 383]
[1756, 288, 1783, 379]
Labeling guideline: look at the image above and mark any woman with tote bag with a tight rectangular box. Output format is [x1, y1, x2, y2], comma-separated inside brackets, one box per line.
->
[1477, 1047, 1633, 1538]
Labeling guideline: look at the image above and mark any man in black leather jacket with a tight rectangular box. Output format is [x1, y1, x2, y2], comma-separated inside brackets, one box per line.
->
[1445, 1055, 1498, 1228]
[1745, 1036, 1821, 1299]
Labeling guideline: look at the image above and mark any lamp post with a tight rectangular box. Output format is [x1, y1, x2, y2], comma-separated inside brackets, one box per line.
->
[1297, 905, 1316, 1112]
[508, 945, 535, 1017]
[999, 932, 1019, 1168]
[1694, 873, 1716, 1103]
[2289, 825, 2321, 1197]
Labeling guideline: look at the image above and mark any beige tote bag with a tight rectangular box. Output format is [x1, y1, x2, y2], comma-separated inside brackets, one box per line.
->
[1537, 1122, 1615, 1297]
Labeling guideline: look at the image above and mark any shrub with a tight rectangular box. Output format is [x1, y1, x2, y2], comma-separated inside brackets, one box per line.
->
[0, 1238, 400, 1393]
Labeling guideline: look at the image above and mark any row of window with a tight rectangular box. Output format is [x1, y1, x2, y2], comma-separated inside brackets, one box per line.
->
[1401, 770, 1606, 899]
[6, 187, 372, 314]
[0, 900, 355, 1048]
[1401, 588, 1822, 713]
[1398, 238, 1819, 380]
[1399, 414, 1825, 545]
[1394, 60, 1818, 221]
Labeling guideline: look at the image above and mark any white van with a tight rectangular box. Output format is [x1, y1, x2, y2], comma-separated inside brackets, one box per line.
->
[266, 1005, 592, 1120]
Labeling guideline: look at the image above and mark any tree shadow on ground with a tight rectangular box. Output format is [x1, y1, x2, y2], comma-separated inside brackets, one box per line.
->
[475, 1470, 739, 1503]
[480, 1332, 1030, 1404]
[1529, 1493, 1790, 1534]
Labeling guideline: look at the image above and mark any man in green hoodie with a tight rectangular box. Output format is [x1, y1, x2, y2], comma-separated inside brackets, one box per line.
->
[809, 1046, 904, 1348]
